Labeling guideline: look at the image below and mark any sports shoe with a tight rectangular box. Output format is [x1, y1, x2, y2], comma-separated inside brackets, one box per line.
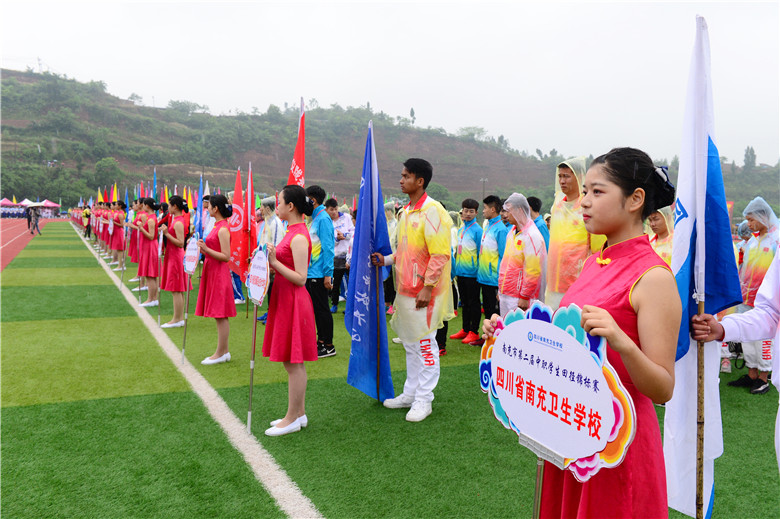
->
[727, 374, 755, 387]
[330, 304, 338, 313]
[386, 306, 395, 315]
[128, 277, 140, 283]
[449, 329, 468, 340]
[406, 401, 432, 422]
[132, 286, 148, 292]
[720, 358, 732, 373]
[391, 337, 403, 344]
[469, 338, 485, 347]
[750, 378, 771, 394]
[383, 394, 414, 409]
[439, 348, 447, 356]
[317, 344, 336, 358]
[462, 331, 480, 344]
[234, 298, 245, 304]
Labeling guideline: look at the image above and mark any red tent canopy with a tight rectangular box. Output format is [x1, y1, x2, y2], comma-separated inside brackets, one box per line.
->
[42, 199, 61, 208]
[0, 198, 18, 207]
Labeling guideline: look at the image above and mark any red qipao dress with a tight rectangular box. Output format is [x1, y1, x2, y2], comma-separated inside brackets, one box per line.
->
[110, 211, 126, 251]
[195, 219, 236, 318]
[161, 214, 193, 292]
[137, 214, 159, 278]
[540, 234, 670, 519]
[262, 222, 318, 363]
[129, 213, 142, 263]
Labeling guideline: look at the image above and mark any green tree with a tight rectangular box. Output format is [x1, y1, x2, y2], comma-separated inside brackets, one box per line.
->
[93, 157, 122, 189]
[410, 107, 416, 125]
[743, 146, 756, 173]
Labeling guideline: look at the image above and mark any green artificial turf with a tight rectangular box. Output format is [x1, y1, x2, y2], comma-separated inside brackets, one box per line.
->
[5, 256, 99, 269]
[1, 285, 136, 322]
[219, 364, 537, 518]
[1, 392, 284, 519]
[14, 249, 93, 258]
[1, 267, 113, 286]
[1, 317, 190, 407]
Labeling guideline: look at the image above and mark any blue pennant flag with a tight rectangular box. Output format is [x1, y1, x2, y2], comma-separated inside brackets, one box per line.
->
[344, 121, 394, 401]
[195, 174, 204, 238]
[153, 167, 157, 200]
[78, 196, 83, 207]
[663, 16, 743, 519]
[124, 188, 129, 222]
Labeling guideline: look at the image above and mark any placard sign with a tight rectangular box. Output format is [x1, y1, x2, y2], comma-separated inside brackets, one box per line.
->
[108, 218, 114, 235]
[183, 234, 199, 275]
[246, 248, 269, 306]
[480, 302, 636, 482]
[158, 230, 164, 256]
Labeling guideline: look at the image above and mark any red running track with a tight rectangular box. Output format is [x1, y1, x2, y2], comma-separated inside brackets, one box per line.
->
[0, 218, 66, 271]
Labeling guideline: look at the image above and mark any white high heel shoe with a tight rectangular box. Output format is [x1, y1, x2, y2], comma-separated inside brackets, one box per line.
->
[270, 414, 308, 428]
[264, 417, 301, 437]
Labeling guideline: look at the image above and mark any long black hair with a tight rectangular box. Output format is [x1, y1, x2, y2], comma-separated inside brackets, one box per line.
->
[590, 147, 676, 220]
[209, 194, 233, 218]
[282, 185, 314, 216]
[168, 195, 189, 214]
[142, 198, 160, 212]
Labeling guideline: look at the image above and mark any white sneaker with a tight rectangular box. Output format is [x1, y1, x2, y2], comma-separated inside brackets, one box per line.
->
[160, 320, 185, 329]
[108, 261, 119, 265]
[391, 337, 402, 344]
[139, 300, 158, 307]
[383, 394, 415, 409]
[128, 277, 140, 283]
[339, 296, 346, 302]
[201, 352, 231, 365]
[112, 267, 125, 271]
[131, 286, 148, 292]
[406, 401, 432, 422]
[235, 298, 245, 304]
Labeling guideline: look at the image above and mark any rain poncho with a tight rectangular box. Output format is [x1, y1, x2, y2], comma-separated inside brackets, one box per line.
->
[736, 220, 752, 271]
[740, 197, 779, 306]
[386, 202, 398, 252]
[498, 193, 547, 301]
[390, 193, 454, 342]
[649, 206, 674, 267]
[546, 157, 606, 298]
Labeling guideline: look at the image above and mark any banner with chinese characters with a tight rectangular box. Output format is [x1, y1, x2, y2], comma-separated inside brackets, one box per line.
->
[480, 302, 636, 482]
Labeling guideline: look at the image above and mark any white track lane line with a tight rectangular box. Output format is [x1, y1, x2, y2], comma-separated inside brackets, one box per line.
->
[71, 223, 323, 519]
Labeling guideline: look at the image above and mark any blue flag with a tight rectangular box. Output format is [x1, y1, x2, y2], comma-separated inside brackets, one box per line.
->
[153, 167, 157, 200]
[195, 174, 204, 238]
[663, 16, 743, 519]
[345, 121, 394, 401]
[124, 188, 129, 222]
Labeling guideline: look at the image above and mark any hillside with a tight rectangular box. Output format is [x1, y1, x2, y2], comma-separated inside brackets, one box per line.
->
[1, 69, 560, 209]
[1, 68, 777, 216]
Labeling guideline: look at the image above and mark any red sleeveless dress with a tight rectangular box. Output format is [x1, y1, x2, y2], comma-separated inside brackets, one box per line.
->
[262, 222, 318, 363]
[137, 214, 159, 277]
[195, 219, 236, 318]
[541, 234, 671, 519]
[128, 213, 141, 263]
[110, 211, 125, 251]
[161, 214, 192, 292]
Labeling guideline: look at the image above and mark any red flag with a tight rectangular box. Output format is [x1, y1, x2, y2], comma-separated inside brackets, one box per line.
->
[104, 188, 109, 203]
[139, 182, 145, 198]
[246, 163, 258, 256]
[286, 97, 305, 187]
[228, 168, 248, 281]
[352, 195, 357, 212]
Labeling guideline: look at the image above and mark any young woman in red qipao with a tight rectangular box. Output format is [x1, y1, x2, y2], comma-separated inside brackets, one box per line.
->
[484, 148, 680, 519]
[262, 185, 318, 437]
[137, 198, 160, 308]
[196, 194, 236, 365]
[159, 195, 193, 328]
[109, 201, 127, 271]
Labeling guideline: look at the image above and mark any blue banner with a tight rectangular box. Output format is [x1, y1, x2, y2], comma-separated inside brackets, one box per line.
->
[345, 122, 394, 401]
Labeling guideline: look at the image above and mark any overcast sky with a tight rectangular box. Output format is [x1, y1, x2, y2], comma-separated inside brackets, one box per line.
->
[2, 1, 778, 166]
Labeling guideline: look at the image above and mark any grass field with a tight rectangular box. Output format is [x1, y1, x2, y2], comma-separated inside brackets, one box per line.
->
[1, 222, 778, 518]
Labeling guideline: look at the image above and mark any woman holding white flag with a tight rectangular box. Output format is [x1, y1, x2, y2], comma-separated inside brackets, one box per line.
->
[159, 195, 192, 328]
[484, 147, 680, 518]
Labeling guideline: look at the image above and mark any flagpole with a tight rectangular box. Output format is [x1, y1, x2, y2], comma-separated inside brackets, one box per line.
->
[247, 303, 259, 432]
[181, 274, 193, 364]
[533, 457, 545, 519]
[696, 300, 705, 519]
[374, 265, 382, 403]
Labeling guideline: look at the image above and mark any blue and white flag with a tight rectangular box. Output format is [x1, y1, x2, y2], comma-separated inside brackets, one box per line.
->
[124, 188, 130, 222]
[345, 121, 394, 401]
[153, 167, 158, 200]
[78, 196, 83, 207]
[194, 174, 204, 238]
[663, 16, 743, 519]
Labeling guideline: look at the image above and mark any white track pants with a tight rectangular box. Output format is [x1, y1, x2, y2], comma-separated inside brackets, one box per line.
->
[401, 331, 440, 403]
